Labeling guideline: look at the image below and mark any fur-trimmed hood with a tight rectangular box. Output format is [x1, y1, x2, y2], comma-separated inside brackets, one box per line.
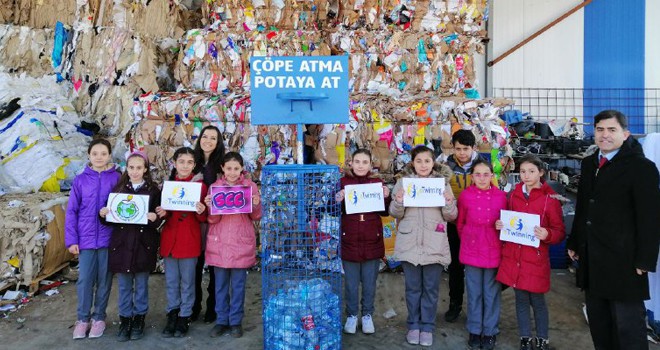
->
[344, 167, 381, 179]
[395, 161, 453, 180]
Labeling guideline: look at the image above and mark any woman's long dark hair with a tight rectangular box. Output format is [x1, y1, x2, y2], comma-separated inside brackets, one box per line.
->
[169, 147, 196, 180]
[113, 154, 155, 192]
[193, 126, 225, 185]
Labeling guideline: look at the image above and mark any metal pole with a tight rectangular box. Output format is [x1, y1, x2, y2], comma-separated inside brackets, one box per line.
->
[297, 124, 304, 165]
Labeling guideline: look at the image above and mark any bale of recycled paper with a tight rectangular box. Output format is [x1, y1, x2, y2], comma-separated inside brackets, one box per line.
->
[0, 193, 71, 289]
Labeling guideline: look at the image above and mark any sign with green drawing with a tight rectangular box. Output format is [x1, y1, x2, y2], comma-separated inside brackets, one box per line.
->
[106, 193, 149, 225]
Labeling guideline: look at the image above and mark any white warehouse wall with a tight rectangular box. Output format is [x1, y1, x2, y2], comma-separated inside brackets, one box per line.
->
[487, 0, 584, 92]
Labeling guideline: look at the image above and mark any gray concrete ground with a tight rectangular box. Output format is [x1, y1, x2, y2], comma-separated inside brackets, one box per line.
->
[1, 269, 657, 350]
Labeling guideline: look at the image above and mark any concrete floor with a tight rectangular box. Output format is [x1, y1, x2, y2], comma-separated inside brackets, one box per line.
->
[1, 269, 657, 350]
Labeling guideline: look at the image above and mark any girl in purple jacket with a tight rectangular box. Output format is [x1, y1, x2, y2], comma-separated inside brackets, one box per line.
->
[334, 149, 391, 335]
[65, 139, 120, 340]
[456, 159, 507, 350]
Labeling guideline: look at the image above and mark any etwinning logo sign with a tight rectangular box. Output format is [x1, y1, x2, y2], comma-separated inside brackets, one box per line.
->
[343, 183, 385, 215]
[402, 177, 446, 207]
[171, 186, 185, 199]
[406, 184, 417, 198]
[509, 217, 524, 231]
[350, 190, 359, 205]
[499, 210, 540, 248]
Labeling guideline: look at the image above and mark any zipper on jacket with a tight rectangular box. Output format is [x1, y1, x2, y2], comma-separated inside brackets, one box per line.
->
[96, 171, 101, 247]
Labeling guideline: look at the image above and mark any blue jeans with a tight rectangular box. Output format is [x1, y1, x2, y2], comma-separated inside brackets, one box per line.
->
[117, 272, 149, 317]
[77, 248, 112, 322]
[343, 259, 380, 316]
[402, 262, 443, 333]
[465, 265, 501, 336]
[164, 257, 197, 317]
[214, 267, 248, 326]
[515, 289, 549, 339]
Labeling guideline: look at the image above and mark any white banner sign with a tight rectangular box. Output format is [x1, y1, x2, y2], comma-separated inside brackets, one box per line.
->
[106, 193, 149, 225]
[161, 181, 202, 212]
[344, 183, 385, 215]
[402, 177, 445, 207]
[499, 210, 541, 248]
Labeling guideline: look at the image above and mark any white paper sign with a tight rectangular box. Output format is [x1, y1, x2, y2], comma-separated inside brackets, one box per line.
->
[499, 210, 541, 248]
[106, 193, 150, 224]
[344, 183, 385, 215]
[402, 177, 445, 207]
[161, 181, 202, 212]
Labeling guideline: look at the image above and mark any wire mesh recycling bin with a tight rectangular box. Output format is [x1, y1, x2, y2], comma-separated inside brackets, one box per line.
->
[261, 164, 342, 350]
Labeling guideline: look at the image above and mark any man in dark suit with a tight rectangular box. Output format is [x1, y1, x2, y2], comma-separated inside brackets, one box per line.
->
[567, 110, 660, 350]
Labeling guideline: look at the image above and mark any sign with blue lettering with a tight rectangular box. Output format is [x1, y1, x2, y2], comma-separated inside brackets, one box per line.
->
[344, 183, 385, 214]
[402, 178, 446, 207]
[250, 56, 349, 125]
[499, 210, 541, 248]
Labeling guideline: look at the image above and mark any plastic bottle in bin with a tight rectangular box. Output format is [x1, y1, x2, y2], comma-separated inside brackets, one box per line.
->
[301, 309, 320, 350]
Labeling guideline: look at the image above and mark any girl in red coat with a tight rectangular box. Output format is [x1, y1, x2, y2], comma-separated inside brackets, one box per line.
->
[495, 155, 565, 350]
[155, 147, 207, 338]
[334, 149, 391, 335]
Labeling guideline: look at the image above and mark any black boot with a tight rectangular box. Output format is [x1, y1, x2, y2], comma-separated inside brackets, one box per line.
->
[444, 301, 462, 323]
[173, 316, 191, 338]
[162, 309, 179, 338]
[130, 314, 146, 340]
[534, 337, 549, 350]
[117, 316, 131, 342]
[520, 337, 533, 350]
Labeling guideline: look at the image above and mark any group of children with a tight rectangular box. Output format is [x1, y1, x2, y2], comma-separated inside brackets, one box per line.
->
[338, 131, 564, 350]
[65, 126, 261, 341]
[65, 126, 564, 349]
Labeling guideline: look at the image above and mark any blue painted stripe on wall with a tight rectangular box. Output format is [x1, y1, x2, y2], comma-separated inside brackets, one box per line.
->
[584, 0, 645, 134]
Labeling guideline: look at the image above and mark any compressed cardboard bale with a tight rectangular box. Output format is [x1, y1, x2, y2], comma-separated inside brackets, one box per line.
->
[0, 193, 71, 288]
[0, 25, 54, 77]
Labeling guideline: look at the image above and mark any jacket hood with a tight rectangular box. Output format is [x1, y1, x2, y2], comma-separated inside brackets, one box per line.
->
[396, 161, 453, 180]
[344, 167, 379, 179]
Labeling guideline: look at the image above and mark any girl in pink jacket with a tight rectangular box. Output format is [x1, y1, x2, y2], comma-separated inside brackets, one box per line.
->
[456, 159, 507, 350]
[204, 152, 262, 339]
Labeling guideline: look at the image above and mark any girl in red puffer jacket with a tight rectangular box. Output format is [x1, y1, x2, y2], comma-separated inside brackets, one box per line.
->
[495, 155, 565, 350]
[155, 147, 207, 338]
[334, 149, 391, 335]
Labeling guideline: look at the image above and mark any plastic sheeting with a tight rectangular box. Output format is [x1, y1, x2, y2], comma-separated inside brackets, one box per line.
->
[0, 73, 90, 194]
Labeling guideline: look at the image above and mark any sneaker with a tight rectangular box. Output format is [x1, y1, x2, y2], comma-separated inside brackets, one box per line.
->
[444, 302, 462, 323]
[72, 321, 90, 339]
[343, 315, 358, 334]
[419, 331, 433, 347]
[534, 337, 549, 350]
[520, 337, 533, 350]
[406, 329, 420, 345]
[483, 334, 497, 350]
[468, 333, 481, 349]
[361, 314, 375, 334]
[88, 319, 106, 338]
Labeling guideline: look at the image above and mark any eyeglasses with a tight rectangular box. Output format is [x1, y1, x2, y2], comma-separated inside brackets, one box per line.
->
[472, 173, 493, 178]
